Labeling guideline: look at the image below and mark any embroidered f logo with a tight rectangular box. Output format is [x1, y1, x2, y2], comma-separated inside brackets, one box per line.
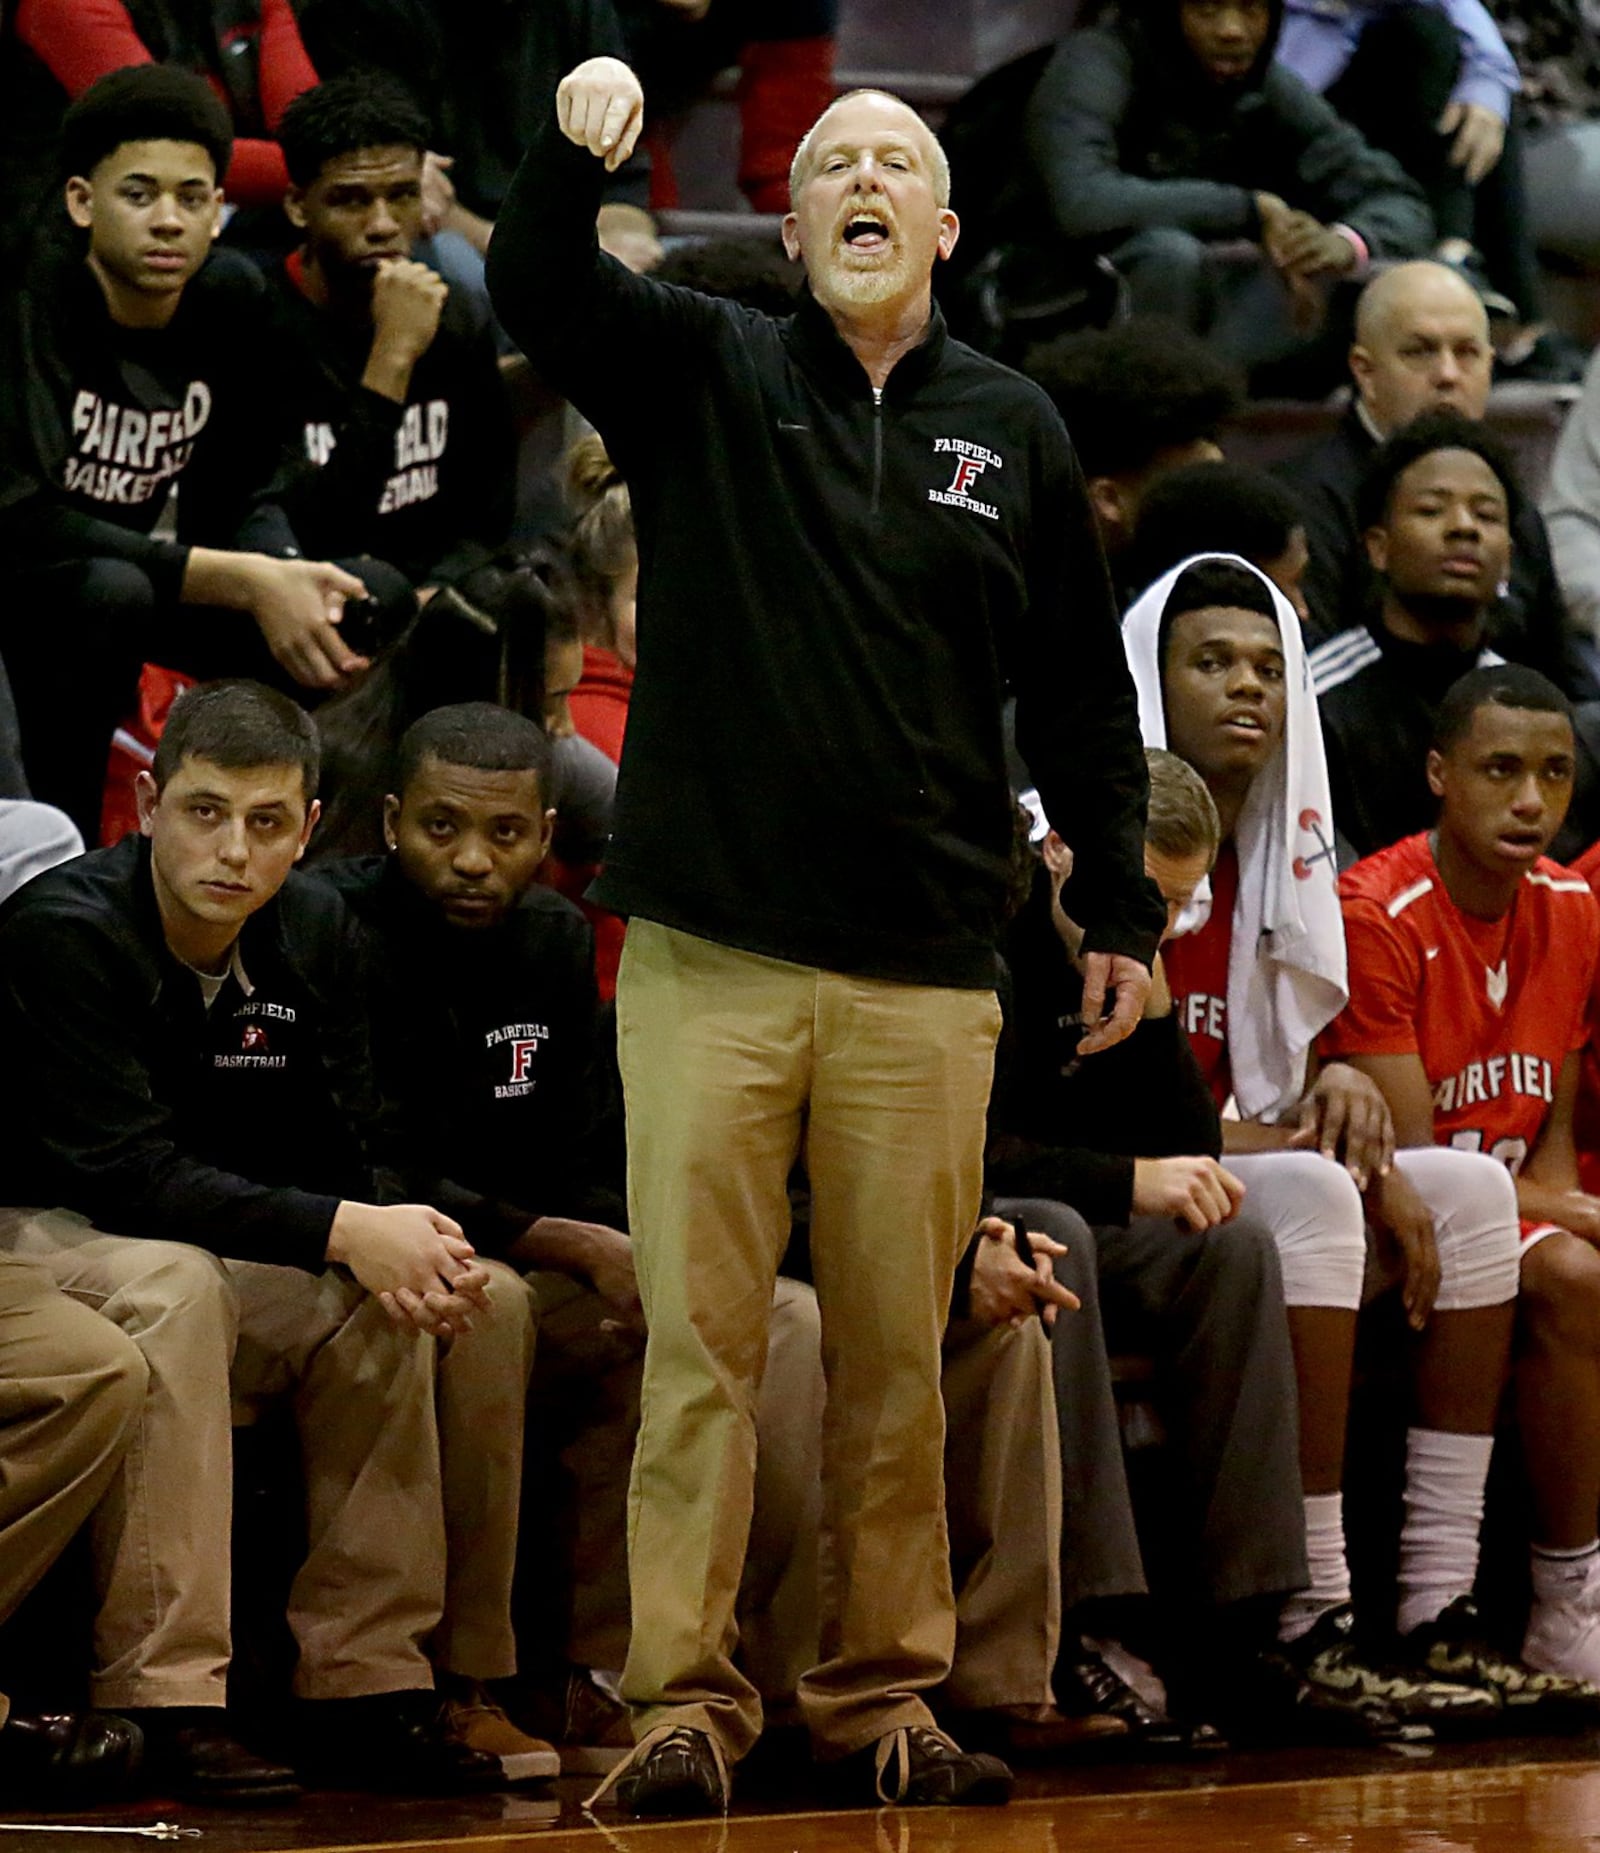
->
[946, 457, 988, 497]
[509, 1039, 539, 1082]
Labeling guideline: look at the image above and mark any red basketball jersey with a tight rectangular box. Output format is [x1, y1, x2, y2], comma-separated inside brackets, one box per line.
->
[1162, 840, 1239, 1110]
[1324, 832, 1598, 1175]
[1570, 839, 1600, 1194]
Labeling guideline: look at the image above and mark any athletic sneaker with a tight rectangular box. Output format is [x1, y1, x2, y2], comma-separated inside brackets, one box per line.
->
[438, 1676, 560, 1781]
[830, 1726, 1012, 1807]
[1235, 1603, 1501, 1742]
[591, 1724, 729, 1817]
[1407, 1597, 1600, 1730]
[1526, 1572, 1600, 1689]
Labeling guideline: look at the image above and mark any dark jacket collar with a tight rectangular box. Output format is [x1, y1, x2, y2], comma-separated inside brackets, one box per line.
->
[783, 284, 950, 401]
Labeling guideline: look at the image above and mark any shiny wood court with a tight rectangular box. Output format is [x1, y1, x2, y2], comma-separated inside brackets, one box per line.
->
[16, 1748, 1600, 1853]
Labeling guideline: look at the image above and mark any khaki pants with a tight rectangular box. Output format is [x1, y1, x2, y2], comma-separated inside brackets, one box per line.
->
[0, 1256, 148, 1730]
[616, 921, 1000, 1760]
[0, 1209, 462, 1707]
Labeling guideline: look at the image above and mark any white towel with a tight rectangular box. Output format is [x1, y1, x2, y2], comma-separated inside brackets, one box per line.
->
[1122, 554, 1347, 1121]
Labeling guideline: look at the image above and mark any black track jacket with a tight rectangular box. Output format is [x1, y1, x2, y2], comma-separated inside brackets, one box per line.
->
[487, 114, 1164, 989]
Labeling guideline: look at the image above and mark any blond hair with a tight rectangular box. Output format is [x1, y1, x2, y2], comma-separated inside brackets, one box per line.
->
[564, 432, 635, 647]
[1144, 748, 1220, 865]
[788, 89, 951, 210]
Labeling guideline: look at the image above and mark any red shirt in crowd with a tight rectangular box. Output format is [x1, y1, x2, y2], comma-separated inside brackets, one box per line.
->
[1161, 839, 1240, 1110]
[16, 0, 317, 206]
[1571, 840, 1600, 1193]
[1324, 832, 1598, 1220]
[568, 644, 634, 768]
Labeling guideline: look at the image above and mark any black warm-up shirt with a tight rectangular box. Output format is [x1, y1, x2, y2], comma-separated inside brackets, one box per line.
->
[486, 112, 1165, 989]
[0, 835, 374, 1268]
[265, 258, 515, 586]
[986, 872, 1222, 1226]
[0, 246, 299, 603]
[314, 856, 623, 1256]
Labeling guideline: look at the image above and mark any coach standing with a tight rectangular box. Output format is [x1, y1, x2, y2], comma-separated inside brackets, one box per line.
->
[487, 61, 1165, 1816]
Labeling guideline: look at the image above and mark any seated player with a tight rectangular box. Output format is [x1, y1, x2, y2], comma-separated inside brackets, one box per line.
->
[0, 680, 528, 1802]
[1129, 554, 1537, 1732]
[1023, 319, 1240, 585]
[312, 701, 831, 1765]
[993, 752, 1305, 1746]
[0, 1260, 146, 1803]
[1311, 409, 1599, 858]
[0, 66, 412, 840]
[270, 75, 514, 590]
[1130, 461, 1312, 624]
[1328, 665, 1600, 1694]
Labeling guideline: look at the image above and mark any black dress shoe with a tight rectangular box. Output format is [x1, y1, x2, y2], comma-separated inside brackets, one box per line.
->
[0, 1709, 143, 1804]
[121, 1708, 301, 1805]
[1054, 1638, 1225, 1755]
[296, 1690, 501, 1794]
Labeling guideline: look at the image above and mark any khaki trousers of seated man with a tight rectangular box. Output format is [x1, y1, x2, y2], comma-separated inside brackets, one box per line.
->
[0, 1208, 451, 1709]
[0, 1256, 149, 1697]
[727, 1299, 1063, 1717]
[615, 920, 1001, 1762]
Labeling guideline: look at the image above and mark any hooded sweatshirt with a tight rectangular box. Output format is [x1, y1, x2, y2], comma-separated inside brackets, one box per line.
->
[1024, 0, 1432, 259]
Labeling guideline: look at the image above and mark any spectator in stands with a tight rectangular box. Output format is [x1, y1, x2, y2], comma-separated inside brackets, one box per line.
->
[488, 60, 1168, 1816]
[1542, 345, 1600, 645]
[1282, 261, 1593, 705]
[1024, 318, 1242, 585]
[0, 0, 317, 266]
[1022, 0, 1431, 388]
[1273, 0, 1576, 372]
[651, 235, 803, 314]
[0, 68, 411, 841]
[616, 0, 835, 215]
[1326, 665, 1600, 1696]
[0, 680, 523, 1802]
[565, 435, 636, 768]
[991, 753, 1304, 1748]
[1130, 461, 1312, 623]
[296, 0, 661, 307]
[269, 76, 514, 591]
[0, 1261, 146, 1802]
[1130, 554, 1536, 1736]
[1309, 411, 1537, 861]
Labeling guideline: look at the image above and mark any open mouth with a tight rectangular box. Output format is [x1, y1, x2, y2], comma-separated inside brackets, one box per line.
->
[1219, 711, 1267, 737]
[841, 213, 892, 254]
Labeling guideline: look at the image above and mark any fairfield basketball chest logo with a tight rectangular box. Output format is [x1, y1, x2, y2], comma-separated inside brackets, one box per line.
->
[485, 1021, 549, 1099]
[928, 438, 1002, 521]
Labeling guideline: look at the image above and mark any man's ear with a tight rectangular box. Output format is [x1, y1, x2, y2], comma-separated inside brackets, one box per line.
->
[1364, 523, 1389, 576]
[1087, 475, 1128, 544]
[1425, 747, 1446, 801]
[537, 805, 556, 863]
[935, 207, 960, 263]
[382, 793, 401, 851]
[283, 185, 308, 232]
[780, 211, 801, 262]
[65, 176, 93, 231]
[294, 798, 321, 860]
[134, 769, 159, 835]
[1349, 341, 1374, 403]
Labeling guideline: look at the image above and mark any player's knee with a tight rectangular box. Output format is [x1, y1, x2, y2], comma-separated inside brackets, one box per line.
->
[1260, 1153, 1366, 1309]
[1521, 1230, 1600, 1348]
[1395, 1147, 1520, 1310]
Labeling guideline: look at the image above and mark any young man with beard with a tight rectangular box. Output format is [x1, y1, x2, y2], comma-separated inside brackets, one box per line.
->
[1131, 556, 1579, 1736]
[1283, 261, 1586, 698]
[1310, 410, 1535, 859]
[1324, 665, 1600, 1691]
[269, 76, 514, 590]
[0, 67, 403, 840]
[1021, 0, 1430, 386]
[484, 59, 1166, 1815]
[0, 681, 527, 1804]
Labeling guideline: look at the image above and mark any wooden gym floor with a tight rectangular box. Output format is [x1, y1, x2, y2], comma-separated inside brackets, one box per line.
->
[10, 1732, 1600, 1852]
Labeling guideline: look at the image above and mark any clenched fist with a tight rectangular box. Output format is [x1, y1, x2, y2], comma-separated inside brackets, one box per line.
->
[370, 257, 448, 363]
[557, 58, 645, 172]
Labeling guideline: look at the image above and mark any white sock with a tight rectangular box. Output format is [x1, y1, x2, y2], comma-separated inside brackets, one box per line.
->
[1396, 1427, 1493, 1637]
[1531, 1541, 1600, 1608]
[1279, 1492, 1352, 1642]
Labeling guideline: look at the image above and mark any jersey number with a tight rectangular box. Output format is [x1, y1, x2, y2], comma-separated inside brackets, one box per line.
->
[1449, 1129, 1530, 1175]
